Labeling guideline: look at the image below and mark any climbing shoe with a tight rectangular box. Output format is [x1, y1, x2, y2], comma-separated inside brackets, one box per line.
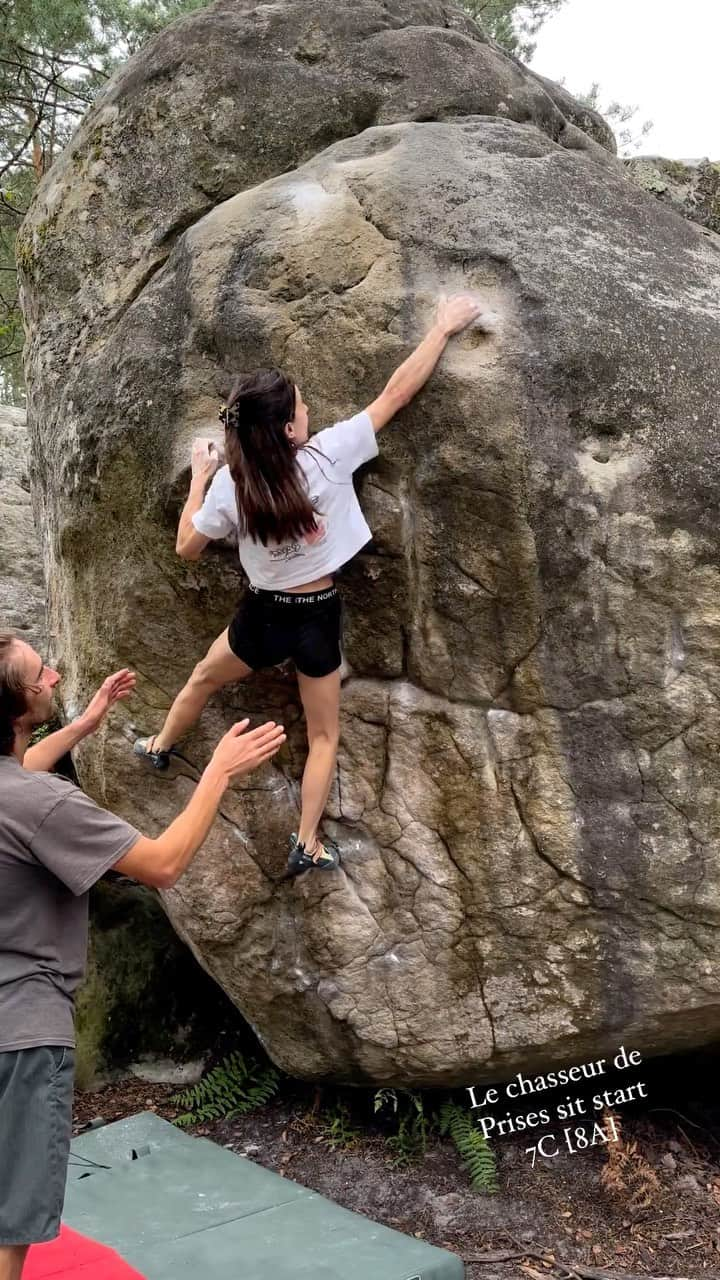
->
[133, 735, 175, 772]
[283, 832, 341, 879]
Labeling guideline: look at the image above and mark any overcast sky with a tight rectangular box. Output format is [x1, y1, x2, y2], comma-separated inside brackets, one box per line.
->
[530, 0, 719, 159]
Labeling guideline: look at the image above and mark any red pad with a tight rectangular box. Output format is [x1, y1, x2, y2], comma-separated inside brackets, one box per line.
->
[25, 1226, 146, 1279]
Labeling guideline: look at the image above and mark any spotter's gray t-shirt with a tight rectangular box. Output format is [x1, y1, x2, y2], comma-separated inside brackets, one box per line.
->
[0, 755, 140, 1051]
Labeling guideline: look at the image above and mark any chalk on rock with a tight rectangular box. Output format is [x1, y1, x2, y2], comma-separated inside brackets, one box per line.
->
[472, 308, 499, 333]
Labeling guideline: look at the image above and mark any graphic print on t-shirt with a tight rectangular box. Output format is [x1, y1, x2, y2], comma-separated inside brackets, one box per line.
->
[269, 541, 304, 563]
[268, 499, 327, 562]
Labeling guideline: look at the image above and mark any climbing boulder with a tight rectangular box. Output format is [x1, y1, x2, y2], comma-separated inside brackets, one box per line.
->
[18, 0, 720, 1085]
[625, 156, 720, 235]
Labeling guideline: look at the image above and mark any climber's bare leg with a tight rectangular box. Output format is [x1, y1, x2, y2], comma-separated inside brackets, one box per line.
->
[296, 668, 341, 861]
[150, 629, 252, 752]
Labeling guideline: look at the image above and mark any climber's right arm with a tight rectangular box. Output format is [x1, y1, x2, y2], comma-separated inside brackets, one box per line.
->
[365, 294, 483, 432]
[112, 719, 286, 889]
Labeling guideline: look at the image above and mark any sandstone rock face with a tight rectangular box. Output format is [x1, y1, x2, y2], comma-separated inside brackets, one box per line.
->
[17, 2, 613, 416]
[19, 1, 720, 1085]
[0, 406, 46, 653]
[625, 156, 720, 235]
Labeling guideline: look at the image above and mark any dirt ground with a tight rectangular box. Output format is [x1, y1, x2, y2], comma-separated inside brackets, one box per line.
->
[74, 1057, 720, 1280]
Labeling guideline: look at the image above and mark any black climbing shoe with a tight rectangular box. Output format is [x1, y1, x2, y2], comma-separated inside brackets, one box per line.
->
[133, 736, 175, 772]
[283, 832, 341, 879]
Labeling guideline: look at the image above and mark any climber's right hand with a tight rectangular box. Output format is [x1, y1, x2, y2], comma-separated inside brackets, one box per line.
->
[436, 293, 484, 337]
[191, 436, 220, 485]
[207, 719, 287, 783]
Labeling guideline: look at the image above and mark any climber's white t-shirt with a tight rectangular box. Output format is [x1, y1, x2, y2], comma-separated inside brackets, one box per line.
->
[192, 411, 378, 589]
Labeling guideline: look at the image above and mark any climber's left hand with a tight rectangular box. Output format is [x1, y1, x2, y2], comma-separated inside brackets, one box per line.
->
[191, 437, 221, 485]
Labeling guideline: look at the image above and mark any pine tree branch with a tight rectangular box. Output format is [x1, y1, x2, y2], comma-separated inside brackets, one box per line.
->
[0, 74, 54, 182]
[0, 194, 27, 216]
[0, 57, 95, 105]
[13, 43, 110, 79]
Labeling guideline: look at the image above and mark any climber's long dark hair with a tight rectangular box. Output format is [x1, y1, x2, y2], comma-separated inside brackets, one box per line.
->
[222, 369, 319, 546]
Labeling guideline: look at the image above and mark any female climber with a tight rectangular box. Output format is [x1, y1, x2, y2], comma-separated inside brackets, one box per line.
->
[134, 293, 484, 878]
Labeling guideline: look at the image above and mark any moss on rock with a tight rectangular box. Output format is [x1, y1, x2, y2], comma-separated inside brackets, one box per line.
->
[625, 156, 720, 233]
[74, 878, 241, 1086]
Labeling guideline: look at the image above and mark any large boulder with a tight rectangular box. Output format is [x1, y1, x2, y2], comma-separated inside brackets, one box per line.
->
[625, 156, 720, 235]
[16, 0, 613, 370]
[18, 0, 720, 1086]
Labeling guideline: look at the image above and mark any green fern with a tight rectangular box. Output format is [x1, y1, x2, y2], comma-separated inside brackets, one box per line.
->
[374, 1087, 397, 1115]
[29, 721, 52, 745]
[171, 1051, 280, 1127]
[375, 1088, 434, 1165]
[440, 1101, 499, 1193]
[318, 1101, 362, 1151]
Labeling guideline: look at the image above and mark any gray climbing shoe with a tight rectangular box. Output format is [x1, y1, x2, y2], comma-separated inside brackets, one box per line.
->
[283, 832, 341, 879]
[133, 736, 174, 772]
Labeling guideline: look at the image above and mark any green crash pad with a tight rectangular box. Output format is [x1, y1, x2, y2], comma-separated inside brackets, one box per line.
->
[65, 1113, 464, 1280]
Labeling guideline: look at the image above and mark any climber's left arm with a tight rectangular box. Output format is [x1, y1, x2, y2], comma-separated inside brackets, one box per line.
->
[176, 438, 221, 560]
[22, 670, 136, 771]
[365, 294, 483, 432]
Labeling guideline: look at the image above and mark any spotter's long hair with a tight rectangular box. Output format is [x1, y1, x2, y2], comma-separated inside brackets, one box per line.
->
[0, 632, 27, 756]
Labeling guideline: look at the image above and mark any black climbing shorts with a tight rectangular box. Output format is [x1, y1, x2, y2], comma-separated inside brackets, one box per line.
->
[228, 585, 343, 679]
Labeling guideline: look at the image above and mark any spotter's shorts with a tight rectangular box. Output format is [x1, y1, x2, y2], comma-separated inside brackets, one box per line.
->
[228, 585, 343, 679]
[0, 1045, 75, 1245]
